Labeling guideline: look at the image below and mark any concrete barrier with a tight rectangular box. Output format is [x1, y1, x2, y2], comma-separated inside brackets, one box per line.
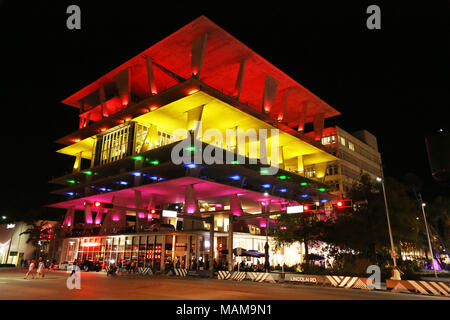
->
[387, 279, 450, 297]
[325, 276, 373, 290]
[247, 272, 279, 283]
[137, 267, 153, 275]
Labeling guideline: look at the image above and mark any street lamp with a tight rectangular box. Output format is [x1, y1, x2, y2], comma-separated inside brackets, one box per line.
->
[417, 194, 438, 278]
[376, 175, 397, 267]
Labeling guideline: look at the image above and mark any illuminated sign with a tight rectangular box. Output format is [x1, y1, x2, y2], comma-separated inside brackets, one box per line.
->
[6, 224, 15, 229]
[286, 206, 303, 214]
[81, 242, 100, 247]
[162, 210, 177, 218]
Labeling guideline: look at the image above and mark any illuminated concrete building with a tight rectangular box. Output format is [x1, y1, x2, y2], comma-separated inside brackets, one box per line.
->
[49, 16, 346, 271]
[305, 126, 382, 196]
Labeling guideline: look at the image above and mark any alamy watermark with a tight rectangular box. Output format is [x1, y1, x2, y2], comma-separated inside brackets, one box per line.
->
[170, 122, 280, 175]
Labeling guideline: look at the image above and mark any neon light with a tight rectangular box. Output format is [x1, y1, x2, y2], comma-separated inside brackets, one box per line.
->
[300, 182, 308, 186]
[131, 155, 143, 161]
[83, 171, 93, 175]
[150, 105, 158, 111]
[67, 180, 76, 184]
[131, 172, 142, 176]
[301, 194, 308, 198]
[185, 146, 195, 151]
[118, 181, 128, 185]
[185, 163, 197, 168]
[278, 175, 287, 180]
[318, 187, 327, 192]
[321, 199, 328, 203]
[229, 175, 241, 180]
[280, 226, 287, 230]
[231, 160, 240, 164]
[260, 169, 270, 174]
[72, 138, 81, 143]
[279, 188, 287, 193]
[261, 184, 271, 188]
[149, 160, 159, 165]
[188, 89, 199, 95]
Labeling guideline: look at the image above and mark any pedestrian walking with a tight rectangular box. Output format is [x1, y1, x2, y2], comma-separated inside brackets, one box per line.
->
[37, 257, 45, 278]
[24, 259, 36, 280]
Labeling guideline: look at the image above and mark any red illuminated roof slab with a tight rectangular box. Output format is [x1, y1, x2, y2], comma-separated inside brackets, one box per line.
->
[62, 16, 340, 124]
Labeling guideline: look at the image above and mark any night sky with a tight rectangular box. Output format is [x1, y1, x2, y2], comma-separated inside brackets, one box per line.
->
[0, 1, 448, 219]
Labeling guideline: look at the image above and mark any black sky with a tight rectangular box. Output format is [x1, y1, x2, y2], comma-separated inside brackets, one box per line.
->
[0, 1, 448, 218]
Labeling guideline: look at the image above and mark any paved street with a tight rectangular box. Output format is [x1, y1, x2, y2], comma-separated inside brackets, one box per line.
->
[0, 269, 447, 300]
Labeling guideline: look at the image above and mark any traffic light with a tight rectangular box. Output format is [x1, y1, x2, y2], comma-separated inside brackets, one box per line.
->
[148, 206, 162, 219]
[93, 201, 114, 209]
[335, 200, 352, 209]
[303, 204, 317, 211]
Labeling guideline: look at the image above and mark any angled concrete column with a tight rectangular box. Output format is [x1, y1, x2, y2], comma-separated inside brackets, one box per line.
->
[262, 74, 279, 114]
[110, 197, 127, 231]
[145, 56, 158, 96]
[186, 105, 204, 138]
[233, 59, 246, 100]
[62, 206, 75, 229]
[281, 88, 291, 122]
[279, 146, 285, 170]
[184, 184, 199, 214]
[315, 162, 328, 180]
[184, 184, 203, 230]
[84, 201, 93, 225]
[297, 155, 305, 175]
[140, 124, 158, 152]
[99, 84, 107, 118]
[115, 67, 131, 107]
[298, 101, 309, 132]
[73, 152, 82, 173]
[94, 208, 104, 225]
[229, 194, 243, 216]
[134, 189, 145, 233]
[191, 33, 208, 77]
[313, 112, 325, 141]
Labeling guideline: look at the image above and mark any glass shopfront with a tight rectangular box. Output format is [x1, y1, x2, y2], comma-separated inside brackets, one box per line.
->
[68, 235, 165, 269]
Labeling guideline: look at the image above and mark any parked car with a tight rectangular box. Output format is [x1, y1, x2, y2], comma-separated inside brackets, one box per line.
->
[145, 223, 175, 232]
[79, 260, 102, 272]
[58, 261, 73, 270]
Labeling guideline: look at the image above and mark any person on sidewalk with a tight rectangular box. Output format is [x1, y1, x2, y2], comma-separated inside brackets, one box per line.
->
[24, 260, 36, 280]
[37, 257, 45, 278]
[390, 266, 403, 280]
